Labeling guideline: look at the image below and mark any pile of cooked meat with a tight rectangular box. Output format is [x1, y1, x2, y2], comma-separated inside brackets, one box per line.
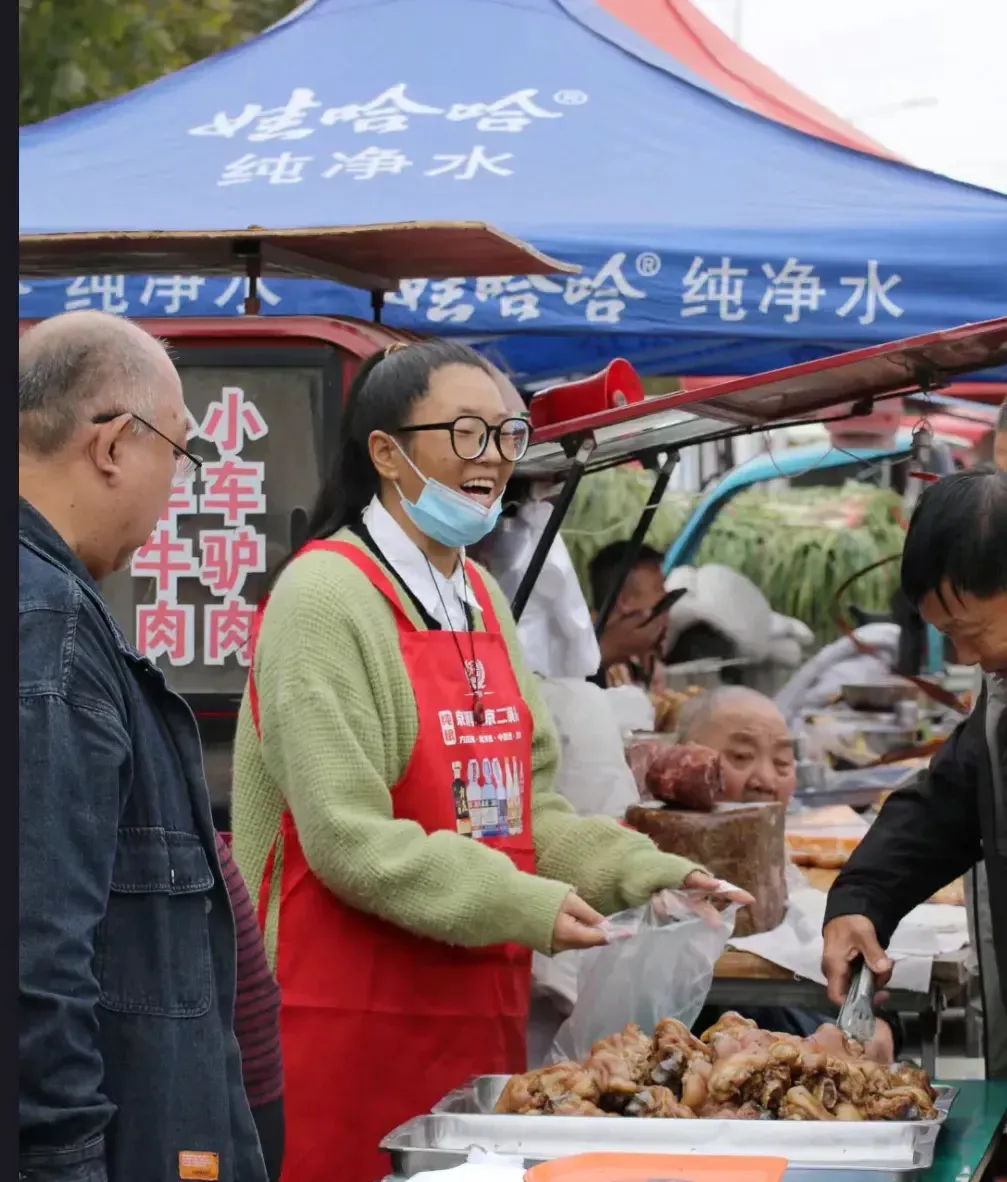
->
[496, 1013, 937, 1122]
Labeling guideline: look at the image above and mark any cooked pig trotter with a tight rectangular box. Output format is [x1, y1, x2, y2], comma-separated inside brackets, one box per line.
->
[496, 1017, 936, 1121]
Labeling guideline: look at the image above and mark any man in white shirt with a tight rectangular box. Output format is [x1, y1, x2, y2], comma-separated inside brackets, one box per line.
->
[472, 367, 645, 822]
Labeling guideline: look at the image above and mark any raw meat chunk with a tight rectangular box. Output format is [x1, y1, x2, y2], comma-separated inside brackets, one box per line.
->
[645, 743, 724, 812]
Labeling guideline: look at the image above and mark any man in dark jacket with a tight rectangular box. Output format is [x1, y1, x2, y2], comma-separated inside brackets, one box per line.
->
[823, 470, 1007, 1076]
[19, 311, 267, 1182]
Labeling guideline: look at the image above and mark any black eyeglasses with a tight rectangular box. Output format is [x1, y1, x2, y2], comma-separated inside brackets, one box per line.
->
[92, 412, 202, 481]
[397, 415, 532, 462]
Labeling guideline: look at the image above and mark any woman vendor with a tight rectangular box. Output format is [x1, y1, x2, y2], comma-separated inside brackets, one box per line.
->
[231, 339, 746, 1182]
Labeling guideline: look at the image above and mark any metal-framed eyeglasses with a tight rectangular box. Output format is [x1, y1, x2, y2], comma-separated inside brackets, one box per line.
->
[92, 412, 203, 481]
[396, 415, 532, 462]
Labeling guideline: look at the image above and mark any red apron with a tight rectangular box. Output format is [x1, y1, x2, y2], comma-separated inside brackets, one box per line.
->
[248, 540, 537, 1182]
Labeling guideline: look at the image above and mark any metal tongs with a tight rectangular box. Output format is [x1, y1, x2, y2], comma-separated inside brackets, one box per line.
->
[837, 961, 877, 1044]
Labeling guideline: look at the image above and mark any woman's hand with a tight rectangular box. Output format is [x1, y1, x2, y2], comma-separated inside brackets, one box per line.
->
[682, 871, 756, 906]
[552, 892, 608, 953]
[652, 873, 756, 927]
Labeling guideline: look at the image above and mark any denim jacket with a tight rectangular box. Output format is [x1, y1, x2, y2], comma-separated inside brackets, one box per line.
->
[18, 500, 266, 1182]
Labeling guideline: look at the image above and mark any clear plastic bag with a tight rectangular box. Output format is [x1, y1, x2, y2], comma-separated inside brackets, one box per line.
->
[550, 897, 738, 1063]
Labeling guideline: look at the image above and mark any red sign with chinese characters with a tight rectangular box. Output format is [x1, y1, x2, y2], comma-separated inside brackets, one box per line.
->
[130, 385, 269, 668]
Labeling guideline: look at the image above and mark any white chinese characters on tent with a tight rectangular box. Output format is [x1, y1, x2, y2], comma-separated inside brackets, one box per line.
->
[18, 0, 1007, 382]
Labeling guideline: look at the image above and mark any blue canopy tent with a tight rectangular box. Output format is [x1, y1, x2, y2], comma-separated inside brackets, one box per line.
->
[19, 0, 1007, 383]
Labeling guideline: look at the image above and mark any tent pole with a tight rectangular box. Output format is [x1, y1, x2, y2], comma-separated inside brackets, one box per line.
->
[510, 437, 595, 623]
[593, 450, 679, 638]
[240, 245, 262, 315]
[371, 289, 385, 323]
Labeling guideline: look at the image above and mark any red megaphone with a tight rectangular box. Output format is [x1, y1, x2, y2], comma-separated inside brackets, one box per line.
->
[528, 358, 644, 429]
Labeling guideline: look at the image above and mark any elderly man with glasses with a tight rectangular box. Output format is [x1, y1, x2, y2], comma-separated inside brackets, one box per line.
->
[18, 311, 267, 1182]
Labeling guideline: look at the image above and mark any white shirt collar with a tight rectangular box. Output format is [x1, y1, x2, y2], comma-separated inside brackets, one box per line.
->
[362, 496, 480, 631]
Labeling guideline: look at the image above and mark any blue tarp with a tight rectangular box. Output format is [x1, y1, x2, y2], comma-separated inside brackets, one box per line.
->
[19, 0, 1007, 382]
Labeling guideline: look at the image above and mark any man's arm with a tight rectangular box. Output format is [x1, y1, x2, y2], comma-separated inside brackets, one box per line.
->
[19, 615, 129, 1179]
[824, 711, 984, 948]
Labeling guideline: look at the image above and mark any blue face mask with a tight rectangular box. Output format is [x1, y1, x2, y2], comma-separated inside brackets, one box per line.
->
[394, 443, 503, 548]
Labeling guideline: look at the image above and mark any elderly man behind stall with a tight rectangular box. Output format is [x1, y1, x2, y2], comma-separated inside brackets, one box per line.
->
[676, 686, 797, 804]
[19, 312, 266, 1182]
[679, 687, 897, 1059]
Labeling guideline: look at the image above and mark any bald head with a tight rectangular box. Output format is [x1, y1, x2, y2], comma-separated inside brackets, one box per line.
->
[19, 311, 174, 456]
[678, 686, 796, 805]
[678, 687, 773, 739]
[19, 312, 188, 581]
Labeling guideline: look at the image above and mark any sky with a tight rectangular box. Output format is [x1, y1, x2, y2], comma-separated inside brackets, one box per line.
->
[692, 0, 1007, 194]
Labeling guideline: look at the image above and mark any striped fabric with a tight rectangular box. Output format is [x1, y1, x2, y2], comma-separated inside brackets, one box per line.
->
[215, 833, 284, 1108]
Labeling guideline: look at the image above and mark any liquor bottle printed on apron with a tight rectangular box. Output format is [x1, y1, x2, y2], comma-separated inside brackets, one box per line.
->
[465, 759, 484, 840]
[480, 758, 500, 838]
[492, 758, 509, 837]
[505, 757, 523, 836]
[451, 761, 472, 837]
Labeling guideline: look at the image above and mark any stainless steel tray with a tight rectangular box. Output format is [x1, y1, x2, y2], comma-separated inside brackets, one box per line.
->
[378, 1076, 956, 1177]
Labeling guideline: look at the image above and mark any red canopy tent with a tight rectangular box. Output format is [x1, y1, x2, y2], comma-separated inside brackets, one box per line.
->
[595, 0, 897, 158]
